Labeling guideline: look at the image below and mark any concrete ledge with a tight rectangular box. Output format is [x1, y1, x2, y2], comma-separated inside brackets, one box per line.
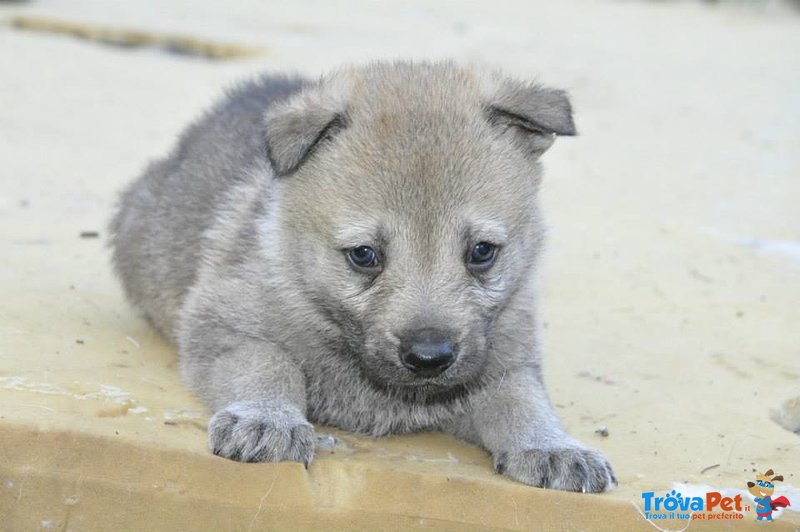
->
[0, 425, 671, 531]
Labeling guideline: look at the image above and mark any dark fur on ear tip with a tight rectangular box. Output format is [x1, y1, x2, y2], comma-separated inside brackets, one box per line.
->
[263, 74, 350, 176]
[529, 86, 576, 137]
[544, 89, 577, 137]
[487, 79, 577, 137]
[487, 105, 576, 137]
[265, 113, 347, 177]
[484, 78, 576, 158]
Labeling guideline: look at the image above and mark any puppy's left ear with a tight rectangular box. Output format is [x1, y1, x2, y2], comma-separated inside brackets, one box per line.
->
[264, 74, 350, 176]
[483, 76, 576, 158]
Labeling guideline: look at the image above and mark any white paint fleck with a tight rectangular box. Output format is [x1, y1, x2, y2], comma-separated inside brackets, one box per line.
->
[0, 376, 64, 396]
[405, 453, 459, 465]
[96, 384, 131, 402]
[0, 377, 134, 405]
[125, 335, 141, 348]
[128, 406, 148, 414]
[40, 520, 54, 529]
[163, 409, 203, 422]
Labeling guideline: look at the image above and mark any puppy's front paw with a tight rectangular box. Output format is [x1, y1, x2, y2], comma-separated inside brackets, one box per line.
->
[208, 400, 314, 465]
[494, 445, 616, 493]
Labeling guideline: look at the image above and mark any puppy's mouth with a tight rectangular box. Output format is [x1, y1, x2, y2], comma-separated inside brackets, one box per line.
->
[364, 370, 480, 405]
[396, 372, 457, 388]
[365, 354, 462, 387]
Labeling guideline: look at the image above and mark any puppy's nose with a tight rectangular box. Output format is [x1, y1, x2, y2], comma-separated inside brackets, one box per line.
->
[400, 328, 458, 377]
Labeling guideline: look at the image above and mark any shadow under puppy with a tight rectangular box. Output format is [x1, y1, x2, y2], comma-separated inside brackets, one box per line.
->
[110, 61, 615, 492]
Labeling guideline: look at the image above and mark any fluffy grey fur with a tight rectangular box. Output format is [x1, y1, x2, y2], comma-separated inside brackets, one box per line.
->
[110, 61, 615, 492]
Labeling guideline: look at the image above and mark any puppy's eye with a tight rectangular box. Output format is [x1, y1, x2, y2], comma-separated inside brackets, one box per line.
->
[348, 245, 380, 270]
[467, 242, 497, 271]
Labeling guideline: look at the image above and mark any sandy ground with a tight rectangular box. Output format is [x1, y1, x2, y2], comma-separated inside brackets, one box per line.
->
[1, 0, 799, 529]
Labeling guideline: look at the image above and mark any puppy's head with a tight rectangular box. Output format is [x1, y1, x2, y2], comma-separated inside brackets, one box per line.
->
[263, 62, 574, 396]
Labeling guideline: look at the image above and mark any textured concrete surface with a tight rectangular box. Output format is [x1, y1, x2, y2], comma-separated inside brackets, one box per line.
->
[1, 1, 799, 529]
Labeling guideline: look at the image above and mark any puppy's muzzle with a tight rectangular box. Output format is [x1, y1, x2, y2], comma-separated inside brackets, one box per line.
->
[399, 328, 458, 378]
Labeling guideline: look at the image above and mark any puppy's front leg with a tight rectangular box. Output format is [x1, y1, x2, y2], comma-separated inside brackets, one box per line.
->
[180, 323, 314, 465]
[471, 369, 616, 492]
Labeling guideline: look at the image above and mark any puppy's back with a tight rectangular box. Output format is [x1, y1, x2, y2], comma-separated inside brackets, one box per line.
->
[109, 74, 306, 339]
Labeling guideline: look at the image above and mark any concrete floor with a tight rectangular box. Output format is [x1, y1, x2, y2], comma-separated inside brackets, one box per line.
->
[1, 1, 798, 529]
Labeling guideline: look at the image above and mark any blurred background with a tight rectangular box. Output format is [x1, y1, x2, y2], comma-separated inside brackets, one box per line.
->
[0, 0, 798, 528]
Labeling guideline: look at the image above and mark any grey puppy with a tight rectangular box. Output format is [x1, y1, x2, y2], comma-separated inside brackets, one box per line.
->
[110, 61, 615, 492]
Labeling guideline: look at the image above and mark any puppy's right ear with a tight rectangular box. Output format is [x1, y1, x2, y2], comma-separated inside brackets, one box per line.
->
[482, 73, 576, 159]
[747, 482, 756, 488]
[265, 75, 350, 176]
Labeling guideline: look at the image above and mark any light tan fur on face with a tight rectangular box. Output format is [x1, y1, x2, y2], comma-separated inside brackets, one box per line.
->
[269, 63, 551, 389]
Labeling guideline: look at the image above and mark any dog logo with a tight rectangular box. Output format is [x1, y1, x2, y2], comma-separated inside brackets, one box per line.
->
[747, 469, 791, 521]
